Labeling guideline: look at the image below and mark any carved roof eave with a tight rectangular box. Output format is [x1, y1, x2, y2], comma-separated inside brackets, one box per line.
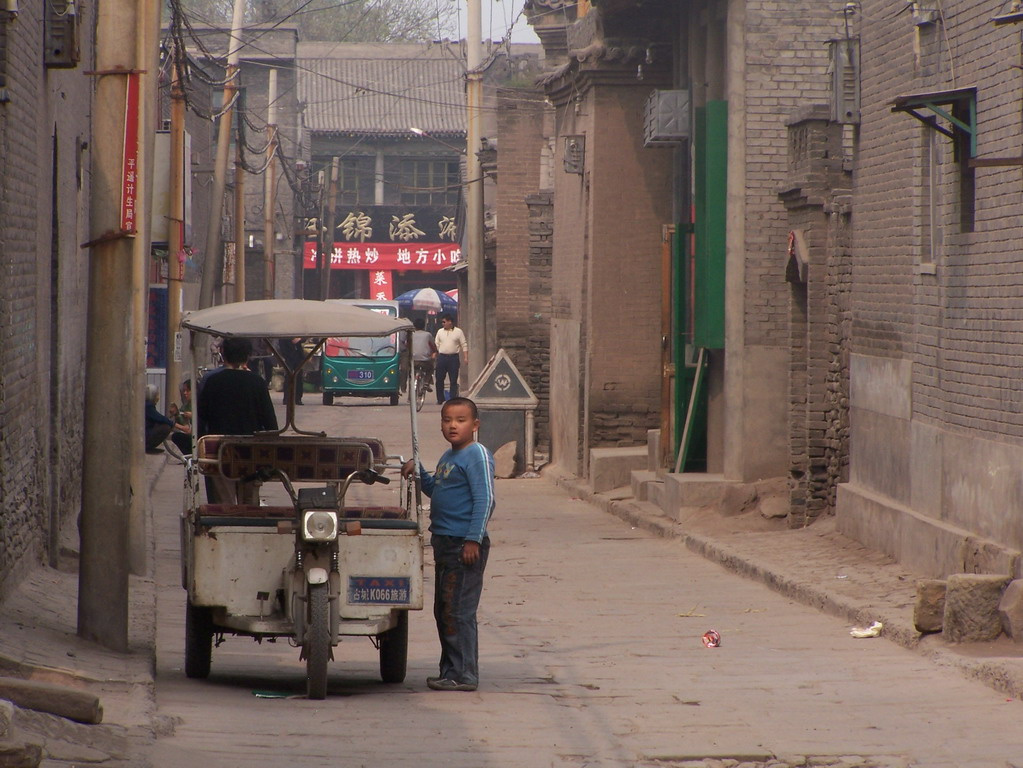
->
[537, 44, 671, 105]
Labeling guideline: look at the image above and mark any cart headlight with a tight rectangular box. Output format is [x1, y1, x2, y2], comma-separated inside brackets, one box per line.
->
[302, 510, 338, 542]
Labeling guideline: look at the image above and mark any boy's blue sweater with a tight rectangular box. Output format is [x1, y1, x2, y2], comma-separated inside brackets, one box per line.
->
[419, 441, 495, 543]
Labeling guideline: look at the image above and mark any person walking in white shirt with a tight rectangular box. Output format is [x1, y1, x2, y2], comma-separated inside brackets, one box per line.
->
[434, 313, 468, 403]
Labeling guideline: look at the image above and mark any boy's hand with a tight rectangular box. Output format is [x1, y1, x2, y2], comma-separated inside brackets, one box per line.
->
[400, 459, 416, 479]
[461, 540, 480, 565]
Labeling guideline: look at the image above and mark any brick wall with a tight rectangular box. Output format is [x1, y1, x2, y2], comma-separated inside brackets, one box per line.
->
[743, 1, 849, 349]
[496, 88, 551, 453]
[587, 83, 673, 447]
[855, 0, 1023, 439]
[781, 111, 852, 526]
[0, 3, 92, 596]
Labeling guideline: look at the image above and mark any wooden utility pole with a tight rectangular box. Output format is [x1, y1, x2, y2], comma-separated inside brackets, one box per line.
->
[79, 0, 158, 651]
[263, 68, 277, 299]
[465, 0, 486, 380]
[198, 0, 245, 313]
[320, 157, 339, 301]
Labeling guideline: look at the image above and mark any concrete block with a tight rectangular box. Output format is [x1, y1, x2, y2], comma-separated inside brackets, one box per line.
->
[647, 478, 665, 509]
[943, 574, 1011, 643]
[914, 579, 946, 634]
[963, 536, 1023, 579]
[589, 446, 647, 493]
[662, 473, 730, 510]
[630, 470, 658, 501]
[998, 579, 1023, 643]
[646, 429, 661, 472]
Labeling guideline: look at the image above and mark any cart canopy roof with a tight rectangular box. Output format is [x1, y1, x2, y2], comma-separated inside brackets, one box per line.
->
[181, 299, 413, 338]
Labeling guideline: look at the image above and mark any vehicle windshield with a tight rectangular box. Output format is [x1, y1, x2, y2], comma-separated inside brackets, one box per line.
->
[325, 334, 397, 359]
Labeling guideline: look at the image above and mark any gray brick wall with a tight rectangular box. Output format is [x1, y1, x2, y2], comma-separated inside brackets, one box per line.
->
[0, 3, 92, 596]
[496, 88, 552, 453]
[743, 1, 848, 349]
[854, 0, 1023, 440]
[781, 112, 852, 526]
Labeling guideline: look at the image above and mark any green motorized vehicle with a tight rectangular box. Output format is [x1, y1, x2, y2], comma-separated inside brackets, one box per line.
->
[320, 300, 401, 406]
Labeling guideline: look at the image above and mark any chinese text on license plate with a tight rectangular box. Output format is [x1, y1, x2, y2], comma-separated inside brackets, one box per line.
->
[348, 577, 411, 605]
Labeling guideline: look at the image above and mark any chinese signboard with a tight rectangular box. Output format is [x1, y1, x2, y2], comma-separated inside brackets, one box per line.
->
[303, 204, 461, 272]
[121, 73, 141, 233]
[369, 269, 393, 300]
[303, 241, 461, 271]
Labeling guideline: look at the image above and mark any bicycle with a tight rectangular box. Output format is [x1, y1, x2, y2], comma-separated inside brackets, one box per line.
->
[413, 362, 433, 412]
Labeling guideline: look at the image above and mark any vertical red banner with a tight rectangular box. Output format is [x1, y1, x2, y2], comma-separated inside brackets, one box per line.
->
[121, 73, 141, 233]
[369, 269, 393, 301]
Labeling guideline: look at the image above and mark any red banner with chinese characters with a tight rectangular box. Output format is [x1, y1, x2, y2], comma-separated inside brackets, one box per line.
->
[121, 72, 141, 233]
[303, 242, 462, 271]
[368, 269, 393, 301]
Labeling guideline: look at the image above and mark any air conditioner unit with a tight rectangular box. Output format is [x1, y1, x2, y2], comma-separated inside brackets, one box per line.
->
[644, 89, 689, 147]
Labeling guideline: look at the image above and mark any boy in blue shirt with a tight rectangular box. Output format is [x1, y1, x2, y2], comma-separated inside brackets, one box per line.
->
[403, 397, 495, 691]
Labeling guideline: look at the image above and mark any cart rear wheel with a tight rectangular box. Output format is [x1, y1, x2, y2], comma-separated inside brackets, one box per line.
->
[184, 602, 213, 679]
[305, 582, 330, 699]
[379, 611, 409, 683]
[322, 391, 334, 406]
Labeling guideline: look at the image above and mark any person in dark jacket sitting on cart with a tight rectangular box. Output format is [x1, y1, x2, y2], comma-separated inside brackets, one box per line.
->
[198, 337, 278, 503]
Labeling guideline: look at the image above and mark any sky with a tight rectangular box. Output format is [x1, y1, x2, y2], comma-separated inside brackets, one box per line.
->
[455, 0, 542, 45]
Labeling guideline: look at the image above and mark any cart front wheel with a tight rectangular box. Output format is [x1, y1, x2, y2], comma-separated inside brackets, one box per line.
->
[379, 611, 409, 683]
[305, 582, 330, 699]
[389, 393, 400, 406]
[415, 376, 427, 412]
[184, 601, 213, 679]
[322, 391, 334, 406]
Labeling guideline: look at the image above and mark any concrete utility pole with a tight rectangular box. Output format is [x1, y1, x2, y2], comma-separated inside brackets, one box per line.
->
[166, 40, 187, 420]
[79, 0, 159, 651]
[234, 97, 246, 301]
[465, 0, 486, 381]
[198, 0, 245, 313]
[129, 0, 161, 578]
[263, 68, 277, 299]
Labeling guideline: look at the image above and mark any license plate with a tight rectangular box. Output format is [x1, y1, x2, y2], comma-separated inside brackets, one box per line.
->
[346, 369, 374, 381]
[348, 577, 411, 605]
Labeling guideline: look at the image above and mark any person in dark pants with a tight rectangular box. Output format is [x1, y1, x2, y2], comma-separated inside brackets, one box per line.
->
[433, 314, 467, 403]
[280, 337, 306, 406]
[168, 379, 193, 455]
[402, 397, 495, 691]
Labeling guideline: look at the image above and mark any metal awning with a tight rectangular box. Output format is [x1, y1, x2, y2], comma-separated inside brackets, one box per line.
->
[891, 87, 977, 157]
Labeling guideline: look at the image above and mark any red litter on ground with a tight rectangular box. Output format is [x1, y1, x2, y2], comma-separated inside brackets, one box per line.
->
[702, 630, 721, 648]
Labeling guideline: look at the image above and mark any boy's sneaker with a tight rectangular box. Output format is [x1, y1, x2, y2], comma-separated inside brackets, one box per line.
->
[427, 678, 477, 692]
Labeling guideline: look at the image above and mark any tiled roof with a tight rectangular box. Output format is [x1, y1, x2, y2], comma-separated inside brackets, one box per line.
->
[297, 43, 467, 138]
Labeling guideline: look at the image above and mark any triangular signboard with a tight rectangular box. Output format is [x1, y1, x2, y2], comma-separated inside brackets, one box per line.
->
[466, 348, 538, 409]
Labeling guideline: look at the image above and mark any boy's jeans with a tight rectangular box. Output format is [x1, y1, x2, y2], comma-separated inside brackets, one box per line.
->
[431, 534, 490, 685]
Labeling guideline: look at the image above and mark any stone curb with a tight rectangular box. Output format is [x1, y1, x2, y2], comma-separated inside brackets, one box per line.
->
[545, 467, 1023, 701]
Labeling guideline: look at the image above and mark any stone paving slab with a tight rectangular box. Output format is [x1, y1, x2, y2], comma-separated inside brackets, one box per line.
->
[547, 468, 1023, 701]
[3, 402, 1023, 765]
